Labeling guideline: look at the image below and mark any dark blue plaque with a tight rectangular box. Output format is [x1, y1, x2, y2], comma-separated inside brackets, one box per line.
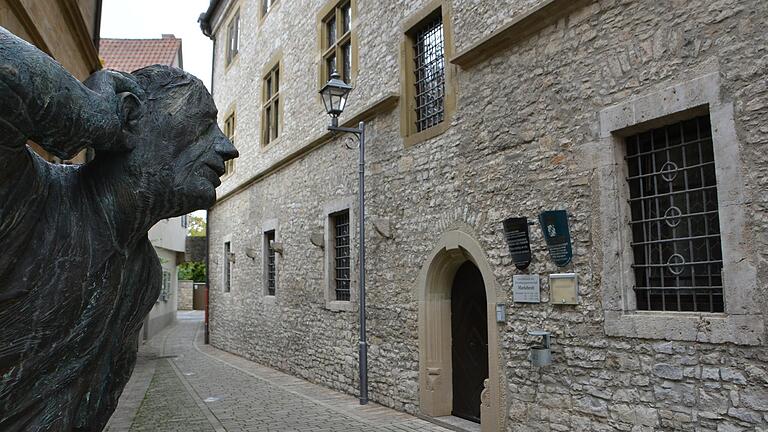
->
[502, 217, 532, 270]
[539, 210, 572, 266]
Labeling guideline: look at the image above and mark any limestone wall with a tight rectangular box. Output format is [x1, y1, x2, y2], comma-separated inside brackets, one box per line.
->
[207, 0, 768, 430]
[179, 280, 194, 311]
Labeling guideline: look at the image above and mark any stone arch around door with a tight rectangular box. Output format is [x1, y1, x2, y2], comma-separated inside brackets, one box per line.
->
[416, 229, 506, 432]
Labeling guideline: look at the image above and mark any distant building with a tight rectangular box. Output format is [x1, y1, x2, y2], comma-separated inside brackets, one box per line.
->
[200, 0, 768, 431]
[100, 34, 187, 341]
[0, 0, 102, 163]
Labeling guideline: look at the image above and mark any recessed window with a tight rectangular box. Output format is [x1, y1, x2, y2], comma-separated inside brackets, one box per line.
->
[264, 230, 276, 296]
[320, 1, 355, 84]
[412, 14, 445, 132]
[332, 210, 351, 301]
[261, 0, 278, 18]
[224, 241, 232, 293]
[223, 111, 236, 176]
[159, 271, 171, 302]
[226, 11, 240, 66]
[625, 115, 723, 312]
[262, 62, 281, 145]
[401, 4, 454, 146]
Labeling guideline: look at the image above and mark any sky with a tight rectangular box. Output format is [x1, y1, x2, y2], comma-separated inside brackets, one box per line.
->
[100, 0, 213, 90]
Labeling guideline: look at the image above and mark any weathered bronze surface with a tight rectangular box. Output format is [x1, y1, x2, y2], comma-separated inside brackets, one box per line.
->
[0, 27, 237, 431]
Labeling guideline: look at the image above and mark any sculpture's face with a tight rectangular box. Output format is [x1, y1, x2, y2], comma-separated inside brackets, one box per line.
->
[123, 73, 238, 215]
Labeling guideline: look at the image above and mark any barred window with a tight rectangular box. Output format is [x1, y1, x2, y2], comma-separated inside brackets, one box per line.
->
[321, 1, 354, 83]
[224, 241, 232, 293]
[625, 115, 723, 312]
[332, 210, 350, 301]
[226, 11, 240, 65]
[265, 230, 276, 296]
[262, 63, 280, 145]
[159, 271, 171, 302]
[412, 14, 445, 132]
[224, 112, 235, 176]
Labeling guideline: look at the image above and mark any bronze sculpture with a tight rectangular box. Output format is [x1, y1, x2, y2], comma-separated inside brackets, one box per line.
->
[0, 27, 237, 431]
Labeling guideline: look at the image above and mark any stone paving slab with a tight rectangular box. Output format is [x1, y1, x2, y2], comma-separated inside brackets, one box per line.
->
[110, 311, 452, 432]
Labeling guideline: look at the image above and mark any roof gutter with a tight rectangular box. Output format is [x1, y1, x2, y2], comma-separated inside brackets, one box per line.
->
[198, 0, 221, 39]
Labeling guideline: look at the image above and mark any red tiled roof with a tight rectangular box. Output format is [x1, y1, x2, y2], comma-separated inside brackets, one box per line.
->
[100, 35, 182, 73]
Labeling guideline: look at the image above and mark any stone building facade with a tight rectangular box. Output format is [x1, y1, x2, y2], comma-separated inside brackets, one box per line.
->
[200, 0, 768, 430]
[0, 0, 102, 163]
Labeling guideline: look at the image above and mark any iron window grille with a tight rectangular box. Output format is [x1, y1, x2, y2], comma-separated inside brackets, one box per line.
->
[224, 112, 235, 175]
[224, 241, 232, 292]
[625, 115, 724, 312]
[262, 64, 280, 145]
[322, 1, 353, 83]
[265, 230, 276, 296]
[412, 14, 445, 132]
[226, 11, 240, 65]
[159, 271, 171, 302]
[332, 210, 351, 301]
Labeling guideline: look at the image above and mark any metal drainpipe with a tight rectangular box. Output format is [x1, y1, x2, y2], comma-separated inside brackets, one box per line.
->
[204, 36, 216, 345]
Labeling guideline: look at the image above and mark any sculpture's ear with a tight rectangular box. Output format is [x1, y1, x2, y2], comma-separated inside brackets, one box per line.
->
[117, 92, 143, 139]
[84, 70, 145, 152]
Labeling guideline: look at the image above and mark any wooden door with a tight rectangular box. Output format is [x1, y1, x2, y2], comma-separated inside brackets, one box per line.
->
[450, 261, 488, 423]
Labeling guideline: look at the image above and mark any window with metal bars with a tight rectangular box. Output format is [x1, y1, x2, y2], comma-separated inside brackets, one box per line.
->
[262, 63, 280, 145]
[224, 111, 235, 176]
[412, 14, 445, 132]
[321, 1, 353, 83]
[332, 210, 351, 301]
[226, 11, 240, 65]
[265, 230, 276, 296]
[625, 115, 723, 312]
[224, 241, 232, 293]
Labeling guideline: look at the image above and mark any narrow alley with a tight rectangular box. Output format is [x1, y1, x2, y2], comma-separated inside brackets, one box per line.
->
[105, 312, 453, 432]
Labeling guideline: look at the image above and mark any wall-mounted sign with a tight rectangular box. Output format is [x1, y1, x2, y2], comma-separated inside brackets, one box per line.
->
[513, 274, 540, 303]
[549, 273, 579, 305]
[502, 217, 532, 270]
[538, 210, 572, 266]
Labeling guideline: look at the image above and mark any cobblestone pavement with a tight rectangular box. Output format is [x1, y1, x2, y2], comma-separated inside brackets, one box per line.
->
[106, 311, 452, 432]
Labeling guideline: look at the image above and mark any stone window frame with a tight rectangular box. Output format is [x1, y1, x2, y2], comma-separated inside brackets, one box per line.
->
[225, 8, 240, 67]
[262, 218, 279, 300]
[399, 0, 457, 148]
[259, 0, 279, 23]
[323, 196, 357, 312]
[316, 0, 358, 89]
[261, 52, 283, 149]
[223, 105, 236, 177]
[596, 72, 763, 346]
[222, 234, 233, 294]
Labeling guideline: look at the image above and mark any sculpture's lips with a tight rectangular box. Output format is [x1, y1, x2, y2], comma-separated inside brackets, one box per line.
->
[204, 161, 226, 177]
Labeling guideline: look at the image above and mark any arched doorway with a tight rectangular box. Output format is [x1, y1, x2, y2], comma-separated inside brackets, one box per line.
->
[451, 261, 488, 423]
[416, 229, 505, 432]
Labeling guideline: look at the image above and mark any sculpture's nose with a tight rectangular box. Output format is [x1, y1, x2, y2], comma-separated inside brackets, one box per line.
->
[214, 132, 238, 161]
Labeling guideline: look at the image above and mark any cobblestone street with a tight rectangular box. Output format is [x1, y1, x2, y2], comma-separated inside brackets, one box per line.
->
[105, 312, 452, 432]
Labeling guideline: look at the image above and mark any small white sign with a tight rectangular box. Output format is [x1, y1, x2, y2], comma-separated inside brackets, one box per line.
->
[513, 274, 540, 303]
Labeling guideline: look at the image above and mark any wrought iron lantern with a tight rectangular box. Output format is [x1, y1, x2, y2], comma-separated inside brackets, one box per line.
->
[319, 72, 352, 126]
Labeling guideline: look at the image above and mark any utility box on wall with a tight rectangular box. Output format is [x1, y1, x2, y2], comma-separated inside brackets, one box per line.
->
[549, 273, 578, 305]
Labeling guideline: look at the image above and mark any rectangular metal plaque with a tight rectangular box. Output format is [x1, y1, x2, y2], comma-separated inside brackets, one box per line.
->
[550, 273, 579, 305]
[513, 274, 540, 303]
[502, 217, 532, 270]
[539, 210, 573, 266]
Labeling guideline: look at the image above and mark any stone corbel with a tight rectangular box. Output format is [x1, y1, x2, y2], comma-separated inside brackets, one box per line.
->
[270, 240, 284, 255]
[372, 217, 393, 239]
[310, 231, 324, 249]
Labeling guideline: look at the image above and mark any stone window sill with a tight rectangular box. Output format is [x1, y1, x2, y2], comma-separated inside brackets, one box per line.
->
[604, 310, 764, 346]
[326, 300, 354, 312]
